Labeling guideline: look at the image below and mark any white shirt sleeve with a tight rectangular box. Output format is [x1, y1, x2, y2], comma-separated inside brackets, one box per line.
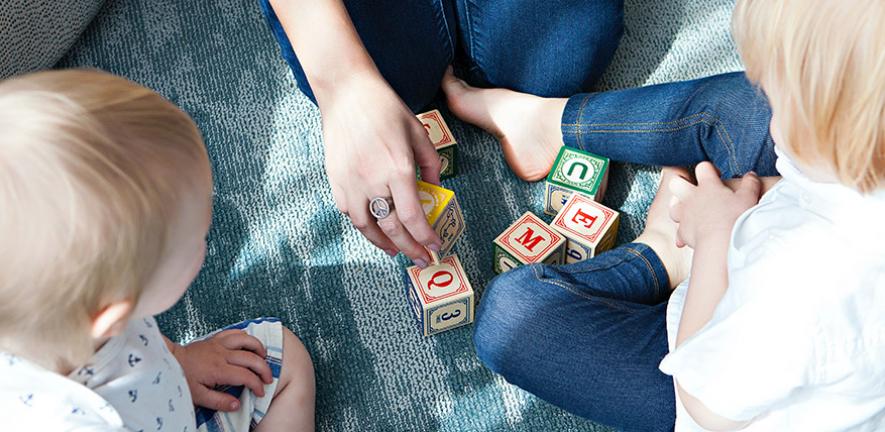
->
[660, 231, 825, 423]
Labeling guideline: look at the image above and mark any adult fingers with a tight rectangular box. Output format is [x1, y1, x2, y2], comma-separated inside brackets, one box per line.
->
[377, 207, 432, 266]
[411, 122, 442, 186]
[388, 173, 442, 251]
[193, 384, 240, 412]
[226, 350, 273, 385]
[694, 162, 721, 184]
[347, 191, 398, 256]
[216, 331, 266, 359]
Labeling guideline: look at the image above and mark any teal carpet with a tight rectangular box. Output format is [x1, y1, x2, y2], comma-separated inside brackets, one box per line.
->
[58, 1, 741, 430]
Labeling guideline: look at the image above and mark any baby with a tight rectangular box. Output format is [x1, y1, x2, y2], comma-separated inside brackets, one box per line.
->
[0, 70, 315, 431]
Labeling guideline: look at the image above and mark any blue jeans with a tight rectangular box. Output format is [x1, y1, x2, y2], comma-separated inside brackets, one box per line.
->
[562, 72, 778, 178]
[475, 244, 675, 431]
[259, 0, 625, 110]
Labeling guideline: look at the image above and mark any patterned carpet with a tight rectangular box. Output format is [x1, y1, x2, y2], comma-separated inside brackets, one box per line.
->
[56, 0, 742, 430]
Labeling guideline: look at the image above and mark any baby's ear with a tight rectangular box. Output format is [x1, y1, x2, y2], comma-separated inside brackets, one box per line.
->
[90, 301, 135, 340]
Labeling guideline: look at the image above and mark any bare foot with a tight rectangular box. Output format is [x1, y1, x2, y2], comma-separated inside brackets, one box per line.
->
[441, 68, 567, 181]
[635, 167, 695, 289]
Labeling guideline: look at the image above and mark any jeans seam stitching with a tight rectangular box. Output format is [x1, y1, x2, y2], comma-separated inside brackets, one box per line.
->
[572, 94, 592, 148]
[561, 111, 710, 128]
[623, 246, 661, 298]
[463, 1, 477, 74]
[531, 265, 636, 313]
[563, 113, 742, 174]
[436, 0, 455, 62]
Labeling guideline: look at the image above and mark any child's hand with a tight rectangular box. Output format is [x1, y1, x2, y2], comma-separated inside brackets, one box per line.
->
[668, 162, 762, 249]
[171, 330, 273, 412]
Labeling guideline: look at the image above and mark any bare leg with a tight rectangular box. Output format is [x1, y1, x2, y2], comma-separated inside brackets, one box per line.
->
[635, 167, 694, 289]
[254, 328, 316, 432]
[441, 68, 566, 181]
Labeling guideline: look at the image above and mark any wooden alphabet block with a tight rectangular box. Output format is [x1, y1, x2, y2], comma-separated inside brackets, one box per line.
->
[417, 110, 458, 180]
[417, 180, 464, 256]
[492, 212, 566, 274]
[404, 254, 475, 336]
[551, 193, 620, 263]
[544, 146, 610, 216]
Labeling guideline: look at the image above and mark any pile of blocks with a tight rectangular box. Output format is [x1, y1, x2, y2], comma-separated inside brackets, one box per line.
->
[402, 111, 620, 337]
[494, 147, 620, 273]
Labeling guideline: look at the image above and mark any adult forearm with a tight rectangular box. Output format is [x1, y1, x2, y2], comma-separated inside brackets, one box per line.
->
[676, 229, 731, 347]
[269, 0, 381, 103]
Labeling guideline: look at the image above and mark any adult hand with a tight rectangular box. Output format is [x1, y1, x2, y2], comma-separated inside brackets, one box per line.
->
[320, 72, 442, 266]
[668, 162, 762, 249]
[170, 330, 273, 412]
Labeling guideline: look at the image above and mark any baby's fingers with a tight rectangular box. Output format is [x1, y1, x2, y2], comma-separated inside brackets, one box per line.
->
[193, 384, 241, 412]
[222, 365, 267, 397]
[227, 350, 273, 384]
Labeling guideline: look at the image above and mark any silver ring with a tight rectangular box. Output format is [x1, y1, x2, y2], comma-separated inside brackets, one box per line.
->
[369, 196, 394, 220]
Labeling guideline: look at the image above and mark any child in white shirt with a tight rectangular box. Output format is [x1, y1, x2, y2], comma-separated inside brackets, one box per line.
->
[0, 70, 316, 431]
[450, 0, 885, 430]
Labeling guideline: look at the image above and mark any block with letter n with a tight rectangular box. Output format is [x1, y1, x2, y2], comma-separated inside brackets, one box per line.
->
[417, 180, 464, 256]
[417, 109, 458, 180]
[551, 194, 620, 264]
[544, 146, 610, 216]
[492, 212, 566, 274]
[404, 254, 475, 336]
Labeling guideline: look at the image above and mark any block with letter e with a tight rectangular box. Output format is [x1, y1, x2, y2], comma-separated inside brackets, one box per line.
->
[417, 109, 458, 180]
[404, 254, 475, 336]
[417, 180, 464, 256]
[492, 212, 566, 274]
[544, 146, 610, 216]
[551, 194, 620, 264]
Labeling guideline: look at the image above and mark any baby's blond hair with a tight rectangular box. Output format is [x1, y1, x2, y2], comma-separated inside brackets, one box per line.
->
[733, 0, 885, 192]
[0, 70, 208, 370]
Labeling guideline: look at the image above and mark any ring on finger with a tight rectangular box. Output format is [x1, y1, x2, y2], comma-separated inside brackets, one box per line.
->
[369, 196, 395, 220]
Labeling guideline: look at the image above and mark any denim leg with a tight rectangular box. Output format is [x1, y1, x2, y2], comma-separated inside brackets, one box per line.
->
[455, 0, 624, 97]
[258, 0, 456, 112]
[561, 72, 777, 178]
[474, 243, 675, 431]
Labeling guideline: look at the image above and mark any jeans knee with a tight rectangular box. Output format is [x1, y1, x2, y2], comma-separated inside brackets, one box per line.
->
[473, 266, 541, 376]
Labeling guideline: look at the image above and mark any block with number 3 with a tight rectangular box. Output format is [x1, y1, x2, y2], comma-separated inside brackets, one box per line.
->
[417, 180, 464, 256]
[544, 146, 610, 216]
[417, 110, 458, 180]
[551, 194, 620, 264]
[404, 254, 475, 336]
[492, 212, 566, 274]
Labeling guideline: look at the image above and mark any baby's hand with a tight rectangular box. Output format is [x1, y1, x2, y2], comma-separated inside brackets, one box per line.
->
[668, 162, 762, 248]
[171, 329, 273, 412]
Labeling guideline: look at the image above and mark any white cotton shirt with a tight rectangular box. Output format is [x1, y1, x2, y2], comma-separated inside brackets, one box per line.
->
[660, 149, 885, 431]
[0, 317, 196, 432]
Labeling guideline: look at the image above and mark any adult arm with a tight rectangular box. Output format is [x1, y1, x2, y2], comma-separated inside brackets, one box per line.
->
[270, 0, 442, 265]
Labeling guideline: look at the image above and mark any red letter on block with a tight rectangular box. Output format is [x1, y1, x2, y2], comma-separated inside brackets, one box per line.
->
[571, 209, 598, 229]
[427, 270, 454, 291]
[515, 228, 544, 252]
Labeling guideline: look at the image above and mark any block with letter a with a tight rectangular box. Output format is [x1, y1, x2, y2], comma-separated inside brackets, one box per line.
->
[405, 254, 475, 336]
[417, 109, 458, 180]
[492, 212, 566, 274]
[417, 180, 465, 256]
[544, 146, 610, 216]
[551, 194, 620, 264]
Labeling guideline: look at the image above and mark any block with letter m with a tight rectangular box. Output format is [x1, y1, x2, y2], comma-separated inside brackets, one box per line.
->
[492, 212, 565, 274]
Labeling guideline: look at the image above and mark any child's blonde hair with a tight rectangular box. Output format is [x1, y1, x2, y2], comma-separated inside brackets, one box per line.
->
[733, 0, 885, 192]
[0, 70, 208, 370]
